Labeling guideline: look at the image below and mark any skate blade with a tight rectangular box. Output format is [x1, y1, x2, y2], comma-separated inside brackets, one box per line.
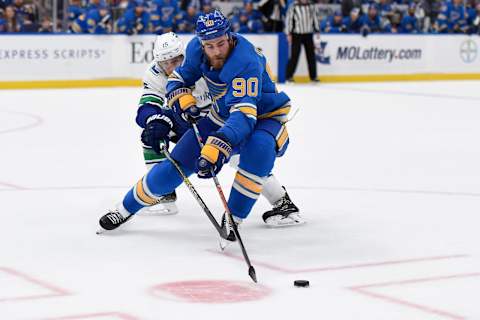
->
[219, 238, 228, 251]
[143, 209, 178, 215]
[96, 228, 106, 235]
[265, 216, 306, 228]
[140, 204, 178, 216]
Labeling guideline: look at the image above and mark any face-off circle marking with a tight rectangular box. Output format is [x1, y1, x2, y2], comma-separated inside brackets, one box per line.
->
[150, 280, 272, 303]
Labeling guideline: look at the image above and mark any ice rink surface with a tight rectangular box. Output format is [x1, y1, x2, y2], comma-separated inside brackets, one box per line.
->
[1, 81, 479, 320]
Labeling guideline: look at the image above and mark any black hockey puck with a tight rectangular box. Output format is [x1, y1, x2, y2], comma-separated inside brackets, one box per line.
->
[294, 280, 310, 287]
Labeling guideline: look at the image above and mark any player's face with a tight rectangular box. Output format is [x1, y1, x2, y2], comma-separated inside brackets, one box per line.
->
[158, 55, 184, 75]
[202, 35, 231, 69]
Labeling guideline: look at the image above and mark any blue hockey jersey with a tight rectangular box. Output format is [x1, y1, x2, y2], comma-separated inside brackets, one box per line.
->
[166, 33, 289, 147]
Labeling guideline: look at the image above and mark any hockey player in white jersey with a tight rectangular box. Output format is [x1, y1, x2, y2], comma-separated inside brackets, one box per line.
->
[110, 31, 303, 228]
[137, 33, 211, 215]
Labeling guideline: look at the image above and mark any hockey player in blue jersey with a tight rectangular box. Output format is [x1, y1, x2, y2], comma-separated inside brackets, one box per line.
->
[98, 12, 303, 237]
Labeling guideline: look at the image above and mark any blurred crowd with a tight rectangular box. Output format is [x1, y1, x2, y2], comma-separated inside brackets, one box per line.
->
[1, 0, 479, 34]
[323, 0, 480, 34]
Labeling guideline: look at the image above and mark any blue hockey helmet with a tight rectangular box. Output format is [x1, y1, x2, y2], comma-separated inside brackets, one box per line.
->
[195, 10, 231, 41]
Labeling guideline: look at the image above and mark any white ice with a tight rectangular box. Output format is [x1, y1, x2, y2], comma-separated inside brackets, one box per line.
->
[0, 81, 479, 320]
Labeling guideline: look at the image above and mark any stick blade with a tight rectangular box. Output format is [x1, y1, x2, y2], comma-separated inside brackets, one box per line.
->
[219, 238, 227, 251]
[248, 266, 257, 283]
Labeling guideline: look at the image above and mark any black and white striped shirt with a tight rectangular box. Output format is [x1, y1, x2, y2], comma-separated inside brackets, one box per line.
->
[285, 1, 320, 34]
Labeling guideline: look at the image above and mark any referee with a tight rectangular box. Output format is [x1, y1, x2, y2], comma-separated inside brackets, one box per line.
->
[285, 0, 320, 82]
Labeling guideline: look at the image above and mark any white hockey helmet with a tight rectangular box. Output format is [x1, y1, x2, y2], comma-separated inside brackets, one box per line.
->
[153, 32, 185, 62]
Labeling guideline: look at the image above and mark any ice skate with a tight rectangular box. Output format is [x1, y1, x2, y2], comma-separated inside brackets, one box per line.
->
[97, 208, 133, 234]
[262, 188, 305, 227]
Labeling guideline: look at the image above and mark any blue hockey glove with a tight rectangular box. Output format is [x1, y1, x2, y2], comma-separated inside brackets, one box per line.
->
[167, 87, 201, 123]
[141, 114, 173, 154]
[196, 133, 232, 179]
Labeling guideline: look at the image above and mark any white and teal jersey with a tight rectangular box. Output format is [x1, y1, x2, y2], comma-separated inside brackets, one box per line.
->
[140, 60, 212, 115]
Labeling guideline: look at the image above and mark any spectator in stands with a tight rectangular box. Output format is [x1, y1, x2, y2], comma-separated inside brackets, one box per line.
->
[341, 0, 362, 18]
[387, 10, 402, 33]
[87, 4, 112, 33]
[12, 0, 24, 14]
[231, 9, 250, 32]
[248, 16, 265, 32]
[117, 0, 136, 10]
[201, 1, 213, 14]
[67, 0, 84, 25]
[38, 16, 52, 32]
[378, 0, 395, 30]
[0, 8, 5, 32]
[150, 1, 161, 29]
[71, 11, 87, 32]
[321, 10, 344, 33]
[173, 8, 190, 32]
[244, 0, 264, 22]
[0, 1, 9, 10]
[285, 0, 320, 82]
[400, 3, 419, 33]
[156, 0, 178, 18]
[4, 5, 20, 32]
[86, 0, 102, 11]
[434, 0, 468, 33]
[19, 14, 37, 32]
[153, 11, 174, 33]
[466, 0, 478, 33]
[116, 0, 150, 34]
[181, 0, 210, 11]
[184, 4, 199, 28]
[471, 3, 480, 34]
[359, 4, 382, 35]
[378, 0, 393, 19]
[151, 0, 177, 34]
[342, 7, 362, 33]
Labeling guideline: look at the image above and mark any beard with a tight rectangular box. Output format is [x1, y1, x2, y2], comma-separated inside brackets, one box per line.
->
[210, 56, 226, 69]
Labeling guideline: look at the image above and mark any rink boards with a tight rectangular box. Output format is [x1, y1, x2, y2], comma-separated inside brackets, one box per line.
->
[0, 34, 479, 88]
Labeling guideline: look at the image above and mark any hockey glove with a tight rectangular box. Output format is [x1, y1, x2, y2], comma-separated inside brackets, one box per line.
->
[167, 87, 201, 123]
[196, 133, 232, 179]
[141, 114, 173, 154]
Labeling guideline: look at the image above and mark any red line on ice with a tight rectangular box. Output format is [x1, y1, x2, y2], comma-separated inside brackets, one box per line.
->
[0, 181, 25, 189]
[348, 272, 480, 320]
[0, 267, 71, 302]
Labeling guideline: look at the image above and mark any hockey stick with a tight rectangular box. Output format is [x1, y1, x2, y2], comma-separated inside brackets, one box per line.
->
[191, 124, 257, 283]
[161, 144, 226, 237]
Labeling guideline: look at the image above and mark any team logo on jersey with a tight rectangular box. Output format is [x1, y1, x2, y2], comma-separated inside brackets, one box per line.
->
[206, 20, 214, 27]
[315, 41, 331, 65]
